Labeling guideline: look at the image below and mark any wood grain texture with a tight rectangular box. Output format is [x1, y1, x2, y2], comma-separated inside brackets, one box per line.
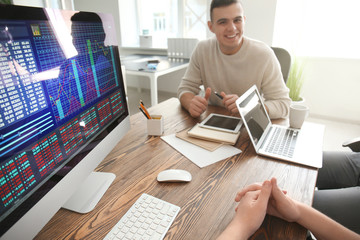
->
[35, 98, 318, 240]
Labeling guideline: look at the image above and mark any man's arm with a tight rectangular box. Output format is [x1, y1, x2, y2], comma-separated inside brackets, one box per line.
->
[261, 48, 291, 119]
[179, 88, 211, 118]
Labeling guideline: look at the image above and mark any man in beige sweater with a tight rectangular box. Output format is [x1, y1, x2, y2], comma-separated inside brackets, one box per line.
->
[177, 0, 291, 119]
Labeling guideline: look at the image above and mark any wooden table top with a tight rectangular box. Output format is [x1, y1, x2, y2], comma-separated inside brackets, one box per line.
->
[36, 97, 318, 240]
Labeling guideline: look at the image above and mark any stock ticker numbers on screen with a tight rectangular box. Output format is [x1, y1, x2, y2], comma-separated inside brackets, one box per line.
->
[0, 38, 55, 160]
[0, 41, 47, 129]
[110, 91, 123, 115]
[32, 23, 65, 72]
[97, 97, 113, 127]
[59, 117, 84, 155]
[80, 106, 100, 139]
[0, 151, 36, 209]
[31, 132, 63, 177]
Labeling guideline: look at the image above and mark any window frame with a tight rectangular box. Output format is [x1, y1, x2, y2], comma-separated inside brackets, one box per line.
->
[119, 0, 210, 50]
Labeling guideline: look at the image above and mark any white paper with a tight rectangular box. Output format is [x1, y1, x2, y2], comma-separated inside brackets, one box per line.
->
[161, 134, 242, 168]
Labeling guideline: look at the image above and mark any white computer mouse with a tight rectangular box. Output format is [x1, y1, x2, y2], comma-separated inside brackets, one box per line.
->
[157, 169, 192, 182]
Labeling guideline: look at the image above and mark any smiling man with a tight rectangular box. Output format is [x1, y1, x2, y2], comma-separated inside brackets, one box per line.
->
[177, 0, 291, 119]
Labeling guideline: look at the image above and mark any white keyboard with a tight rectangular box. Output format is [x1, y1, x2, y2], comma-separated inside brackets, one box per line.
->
[103, 193, 180, 240]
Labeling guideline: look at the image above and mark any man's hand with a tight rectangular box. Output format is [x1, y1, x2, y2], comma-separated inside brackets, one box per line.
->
[220, 92, 239, 116]
[187, 87, 211, 118]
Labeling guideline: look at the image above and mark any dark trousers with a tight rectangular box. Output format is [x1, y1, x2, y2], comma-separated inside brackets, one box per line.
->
[312, 151, 360, 234]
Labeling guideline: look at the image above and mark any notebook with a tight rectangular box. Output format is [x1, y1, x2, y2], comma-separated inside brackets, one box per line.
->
[235, 85, 324, 168]
[176, 128, 223, 151]
[187, 123, 241, 145]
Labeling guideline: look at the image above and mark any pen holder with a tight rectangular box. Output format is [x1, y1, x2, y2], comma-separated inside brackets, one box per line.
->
[147, 115, 164, 136]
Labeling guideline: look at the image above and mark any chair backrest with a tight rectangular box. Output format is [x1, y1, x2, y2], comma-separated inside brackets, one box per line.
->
[167, 38, 199, 59]
[271, 47, 291, 83]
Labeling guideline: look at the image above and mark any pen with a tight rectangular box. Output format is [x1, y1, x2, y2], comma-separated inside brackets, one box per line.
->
[214, 91, 223, 100]
[139, 106, 149, 119]
[139, 100, 152, 119]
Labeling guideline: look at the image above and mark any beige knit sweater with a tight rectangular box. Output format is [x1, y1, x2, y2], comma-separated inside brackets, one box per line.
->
[177, 36, 291, 119]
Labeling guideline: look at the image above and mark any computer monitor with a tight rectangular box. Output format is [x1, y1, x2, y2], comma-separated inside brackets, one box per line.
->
[0, 4, 130, 239]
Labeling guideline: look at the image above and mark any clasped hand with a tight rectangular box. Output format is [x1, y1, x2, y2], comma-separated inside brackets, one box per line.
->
[218, 178, 301, 240]
[235, 178, 300, 225]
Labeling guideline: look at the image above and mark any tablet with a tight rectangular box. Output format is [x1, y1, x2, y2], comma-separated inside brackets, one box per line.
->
[199, 113, 242, 133]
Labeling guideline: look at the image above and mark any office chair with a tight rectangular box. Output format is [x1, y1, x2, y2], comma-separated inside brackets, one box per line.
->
[271, 47, 291, 84]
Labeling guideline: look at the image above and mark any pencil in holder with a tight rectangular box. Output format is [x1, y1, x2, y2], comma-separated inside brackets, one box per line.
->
[147, 115, 164, 136]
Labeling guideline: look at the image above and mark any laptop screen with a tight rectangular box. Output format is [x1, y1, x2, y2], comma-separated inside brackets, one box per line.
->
[237, 86, 271, 145]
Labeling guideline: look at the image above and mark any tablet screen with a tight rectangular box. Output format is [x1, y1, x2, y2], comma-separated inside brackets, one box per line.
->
[200, 114, 242, 133]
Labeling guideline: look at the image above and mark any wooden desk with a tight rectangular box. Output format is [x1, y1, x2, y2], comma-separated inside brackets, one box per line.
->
[122, 55, 189, 106]
[36, 98, 319, 239]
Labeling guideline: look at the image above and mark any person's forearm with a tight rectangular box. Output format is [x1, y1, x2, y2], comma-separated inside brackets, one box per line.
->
[179, 92, 195, 111]
[297, 202, 359, 240]
[264, 98, 290, 119]
[216, 219, 249, 240]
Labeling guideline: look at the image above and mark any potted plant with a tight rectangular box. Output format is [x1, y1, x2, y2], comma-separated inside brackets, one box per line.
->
[286, 57, 305, 102]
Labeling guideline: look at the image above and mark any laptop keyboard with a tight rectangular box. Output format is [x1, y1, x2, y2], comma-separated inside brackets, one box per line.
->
[103, 193, 180, 240]
[265, 127, 299, 158]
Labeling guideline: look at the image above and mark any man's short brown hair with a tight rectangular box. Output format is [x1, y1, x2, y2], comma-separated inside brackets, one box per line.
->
[210, 0, 243, 21]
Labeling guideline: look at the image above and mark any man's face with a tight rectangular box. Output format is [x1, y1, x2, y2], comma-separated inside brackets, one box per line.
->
[208, 2, 245, 55]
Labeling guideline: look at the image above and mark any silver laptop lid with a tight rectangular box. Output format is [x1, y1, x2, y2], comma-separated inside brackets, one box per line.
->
[235, 85, 272, 152]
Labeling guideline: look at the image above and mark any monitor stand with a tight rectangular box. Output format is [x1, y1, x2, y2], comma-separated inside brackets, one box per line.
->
[62, 172, 115, 213]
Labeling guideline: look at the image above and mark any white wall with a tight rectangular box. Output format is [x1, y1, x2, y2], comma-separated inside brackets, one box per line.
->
[118, 0, 138, 47]
[234, 0, 360, 124]
[302, 57, 360, 124]
[242, 0, 277, 45]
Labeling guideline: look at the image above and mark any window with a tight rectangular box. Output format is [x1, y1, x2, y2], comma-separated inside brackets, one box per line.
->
[182, 0, 208, 40]
[119, 0, 208, 48]
[273, 0, 360, 59]
[136, 0, 178, 47]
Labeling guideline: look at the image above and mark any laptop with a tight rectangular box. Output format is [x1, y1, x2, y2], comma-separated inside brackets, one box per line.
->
[235, 85, 324, 168]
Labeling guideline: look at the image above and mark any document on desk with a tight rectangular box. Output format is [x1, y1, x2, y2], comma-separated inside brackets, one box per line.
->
[161, 134, 242, 168]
